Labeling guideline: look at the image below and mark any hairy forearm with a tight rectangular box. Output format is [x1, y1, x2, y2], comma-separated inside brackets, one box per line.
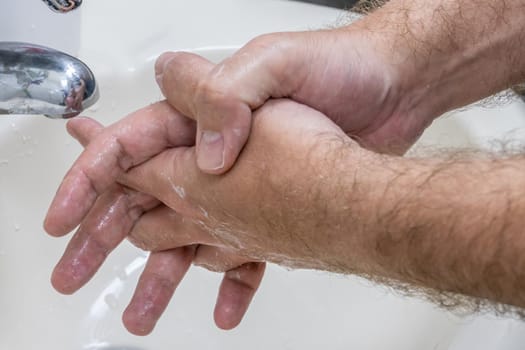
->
[349, 0, 525, 118]
[327, 148, 525, 308]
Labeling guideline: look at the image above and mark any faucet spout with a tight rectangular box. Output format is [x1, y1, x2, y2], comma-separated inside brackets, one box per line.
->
[0, 42, 99, 119]
[42, 0, 82, 13]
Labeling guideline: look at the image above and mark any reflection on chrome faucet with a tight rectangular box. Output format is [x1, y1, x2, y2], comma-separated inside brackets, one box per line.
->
[42, 0, 82, 13]
[0, 42, 98, 119]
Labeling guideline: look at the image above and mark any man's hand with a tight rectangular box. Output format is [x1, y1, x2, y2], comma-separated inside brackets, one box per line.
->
[154, 27, 431, 173]
[45, 102, 265, 335]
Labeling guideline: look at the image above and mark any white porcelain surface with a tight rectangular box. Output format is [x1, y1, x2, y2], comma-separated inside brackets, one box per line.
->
[1, 1, 525, 349]
[0, 0, 81, 54]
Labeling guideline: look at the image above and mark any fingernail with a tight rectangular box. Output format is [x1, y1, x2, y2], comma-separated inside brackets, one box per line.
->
[198, 131, 224, 171]
[154, 52, 173, 75]
[155, 53, 176, 91]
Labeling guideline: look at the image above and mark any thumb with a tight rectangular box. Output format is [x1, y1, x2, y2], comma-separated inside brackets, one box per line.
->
[155, 33, 309, 174]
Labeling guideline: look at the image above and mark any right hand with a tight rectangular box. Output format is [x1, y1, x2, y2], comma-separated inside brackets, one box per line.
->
[155, 24, 435, 174]
[47, 103, 266, 334]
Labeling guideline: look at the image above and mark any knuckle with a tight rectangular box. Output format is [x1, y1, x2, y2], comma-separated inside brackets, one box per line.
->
[246, 32, 297, 58]
[194, 76, 228, 110]
[247, 32, 283, 50]
[193, 74, 252, 126]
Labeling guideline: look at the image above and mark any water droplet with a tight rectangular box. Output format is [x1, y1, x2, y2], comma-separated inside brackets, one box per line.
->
[199, 206, 209, 218]
[104, 293, 119, 310]
[0, 159, 8, 167]
[173, 185, 186, 199]
[14, 224, 20, 232]
[30, 24, 36, 31]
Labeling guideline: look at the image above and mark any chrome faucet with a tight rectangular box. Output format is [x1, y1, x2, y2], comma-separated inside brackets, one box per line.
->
[0, 42, 98, 118]
[42, 0, 82, 13]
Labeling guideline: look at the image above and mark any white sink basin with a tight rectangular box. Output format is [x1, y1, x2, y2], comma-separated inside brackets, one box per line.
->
[2, 1, 525, 349]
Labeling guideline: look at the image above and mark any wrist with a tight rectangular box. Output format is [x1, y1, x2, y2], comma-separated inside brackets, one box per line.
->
[352, 0, 525, 122]
[307, 141, 401, 275]
[274, 134, 385, 272]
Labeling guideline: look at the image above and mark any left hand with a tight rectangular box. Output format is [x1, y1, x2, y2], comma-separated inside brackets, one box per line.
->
[46, 102, 265, 335]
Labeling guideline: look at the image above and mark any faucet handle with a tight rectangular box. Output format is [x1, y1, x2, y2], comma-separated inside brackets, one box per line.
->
[42, 0, 82, 13]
